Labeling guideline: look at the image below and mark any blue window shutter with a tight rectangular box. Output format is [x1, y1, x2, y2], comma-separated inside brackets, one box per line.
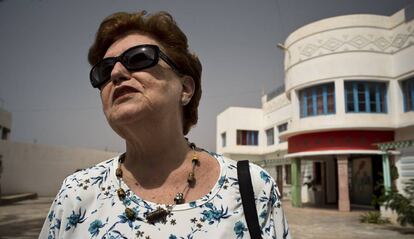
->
[384, 83, 388, 113]
[375, 84, 381, 113]
[411, 80, 414, 111]
[364, 82, 370, 112]
[353, 82, 359, 112]
[303, 91, 308, 117]
[344, 83, 348, 112]
[402, 81, 407, 112]
[246, 131, 250, 145]
[333, 84, 336, 113]
[312, 87, 317, 116]
[323, 85, 328, 114]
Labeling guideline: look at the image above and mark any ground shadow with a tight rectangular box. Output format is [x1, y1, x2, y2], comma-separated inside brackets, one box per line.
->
[0, 218, 43, 238]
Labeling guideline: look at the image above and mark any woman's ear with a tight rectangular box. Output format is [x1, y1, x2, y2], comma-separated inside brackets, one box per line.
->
[181, 75, 195, 105]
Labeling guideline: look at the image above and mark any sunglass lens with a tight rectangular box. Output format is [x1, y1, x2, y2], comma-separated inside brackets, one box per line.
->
[125, 46, 157, 71]
[93, 59, 115, 87]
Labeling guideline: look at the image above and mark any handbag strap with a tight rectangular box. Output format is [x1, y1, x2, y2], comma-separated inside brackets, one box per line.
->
[237, 160, 262, 239]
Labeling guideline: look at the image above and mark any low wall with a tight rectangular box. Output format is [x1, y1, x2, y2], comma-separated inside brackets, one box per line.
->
[0, 140, 119, 196]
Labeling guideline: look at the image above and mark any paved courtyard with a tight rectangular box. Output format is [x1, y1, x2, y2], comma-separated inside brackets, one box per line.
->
[0, 197, 413, 238]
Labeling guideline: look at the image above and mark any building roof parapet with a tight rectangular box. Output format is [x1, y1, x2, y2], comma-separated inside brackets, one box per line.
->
[264, 84, 285, 102]
[262, 87, 290, 114]
[282, 7, 414, 73]
[285, 8, 407, 46]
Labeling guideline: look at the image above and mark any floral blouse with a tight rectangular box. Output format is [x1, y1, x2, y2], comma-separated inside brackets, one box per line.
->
[39, 152, 290, 239]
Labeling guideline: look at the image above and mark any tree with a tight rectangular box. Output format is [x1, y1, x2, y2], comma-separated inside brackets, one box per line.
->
[381, 178, 414, 227]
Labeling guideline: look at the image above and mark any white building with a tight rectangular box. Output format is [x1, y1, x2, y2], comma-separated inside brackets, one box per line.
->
[217, 87, 293, 199]
[217, 6, 414, 211]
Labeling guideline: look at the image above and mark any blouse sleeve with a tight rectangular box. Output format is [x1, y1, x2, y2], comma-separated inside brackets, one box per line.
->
[267, 183, 291, 239]
[252, 165, 291, 239]
[38, 177, 73, 239]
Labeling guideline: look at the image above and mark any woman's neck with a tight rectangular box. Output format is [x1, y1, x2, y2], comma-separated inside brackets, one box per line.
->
[118, 118, 191, 189]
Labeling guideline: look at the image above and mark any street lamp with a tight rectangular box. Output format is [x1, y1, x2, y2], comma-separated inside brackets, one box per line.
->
[276, 43, 291, 66]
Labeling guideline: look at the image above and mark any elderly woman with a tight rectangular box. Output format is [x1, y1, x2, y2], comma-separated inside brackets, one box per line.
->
[39, 11, 290, 239]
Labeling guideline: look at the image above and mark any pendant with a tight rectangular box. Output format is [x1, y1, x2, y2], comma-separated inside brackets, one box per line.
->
[174, 193, 185, 204]
[125, 208, 136, 220]
[146, 207, 169, 224]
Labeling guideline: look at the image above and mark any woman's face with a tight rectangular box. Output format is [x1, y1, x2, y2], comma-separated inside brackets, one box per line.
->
[99, 33, 192, 133]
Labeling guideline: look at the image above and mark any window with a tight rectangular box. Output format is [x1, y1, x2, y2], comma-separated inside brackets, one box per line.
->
[345, 81, 387, 113]
[285, 164, 291, 184]
[266, 128, 274, 145]
[237, 130, 258, 146]
[402, 78, 414, 112]
[299, 83, 335, 117]
[221, 132, 226, 147]
[277, 123, 288, 133]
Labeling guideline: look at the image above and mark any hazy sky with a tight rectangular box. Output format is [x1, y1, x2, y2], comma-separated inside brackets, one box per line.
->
[0, 0, 412, 152]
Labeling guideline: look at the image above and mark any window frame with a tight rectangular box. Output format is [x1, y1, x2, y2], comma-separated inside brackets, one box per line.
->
[277, 122, 288, 133]
[299, 83, 336, 118]
[344, 81, 387, 113]
[402, 77, 414, 112]
[285, 164, 292, 185]
[221, 132, 226, 147]
[236, 130, 259, 146]
[265, 127, 274, 146]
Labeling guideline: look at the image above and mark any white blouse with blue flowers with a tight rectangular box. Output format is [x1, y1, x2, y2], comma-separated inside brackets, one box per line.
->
[39, 152, 290, 239]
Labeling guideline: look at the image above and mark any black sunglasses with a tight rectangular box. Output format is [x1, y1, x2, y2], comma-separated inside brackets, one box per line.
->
[89, 44, 181, 88]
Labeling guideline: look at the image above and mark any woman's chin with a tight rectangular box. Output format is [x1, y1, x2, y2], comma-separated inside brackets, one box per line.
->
[105, 103, 146, 125]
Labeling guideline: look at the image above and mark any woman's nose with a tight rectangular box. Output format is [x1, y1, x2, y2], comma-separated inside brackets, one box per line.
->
[110, 62, 131, 85]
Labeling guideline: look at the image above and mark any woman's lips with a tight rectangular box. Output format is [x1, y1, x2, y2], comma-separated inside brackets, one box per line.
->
[112, 86, 139, 102]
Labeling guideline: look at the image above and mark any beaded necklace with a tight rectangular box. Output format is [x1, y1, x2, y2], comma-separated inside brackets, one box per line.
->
[115, 142, 200, 224]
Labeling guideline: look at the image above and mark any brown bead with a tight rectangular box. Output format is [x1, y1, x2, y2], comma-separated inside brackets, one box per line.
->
[146, 207, 168, 224]
[192, 158, 199, 166]
[115, 168, 123, 178]
[125, 207, 136, 220]
[119, 154, 126, 163]
[117, 188, 126, 200]
[187, 172, 195, 184]
[174, 193, 184, 204]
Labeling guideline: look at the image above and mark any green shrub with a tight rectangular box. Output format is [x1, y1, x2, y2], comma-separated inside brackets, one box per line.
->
[381, 178, 414, 227]
[359, 211, 390, 224]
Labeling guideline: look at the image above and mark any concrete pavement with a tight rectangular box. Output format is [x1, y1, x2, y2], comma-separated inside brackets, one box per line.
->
[284, 202, 414, 239]
[0, 197, 413, 238]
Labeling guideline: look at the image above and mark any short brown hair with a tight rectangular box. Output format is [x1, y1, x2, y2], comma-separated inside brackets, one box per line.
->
[88, 11, 202, 135]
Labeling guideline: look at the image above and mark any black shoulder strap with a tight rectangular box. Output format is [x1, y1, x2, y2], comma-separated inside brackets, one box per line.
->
[237, 160, 262, 239]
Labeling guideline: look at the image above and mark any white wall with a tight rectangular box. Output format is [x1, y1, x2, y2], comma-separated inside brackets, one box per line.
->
[0, 140, 118, 196]
[280, 7, 414, 139]
[262, 93, 292, 152]
[217, 107, 263, 155]
[395, 126, 414, 194]
[0, 108, 12, 129]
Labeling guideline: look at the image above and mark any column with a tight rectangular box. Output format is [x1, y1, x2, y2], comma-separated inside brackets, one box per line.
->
[382, 153, 391, 193]
[337, 155, 350, 212]
[291, 158, 302, 207]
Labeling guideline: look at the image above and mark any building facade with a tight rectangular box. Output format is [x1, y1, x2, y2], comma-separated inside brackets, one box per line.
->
[217, 6, 414, 211]
[217, 89, 293, 199]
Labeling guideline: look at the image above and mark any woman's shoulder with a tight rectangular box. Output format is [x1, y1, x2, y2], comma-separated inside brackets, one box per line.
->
[54, 156, 119, 205]
[64, 157, 117, 186]
[214, 153, 278, 194]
